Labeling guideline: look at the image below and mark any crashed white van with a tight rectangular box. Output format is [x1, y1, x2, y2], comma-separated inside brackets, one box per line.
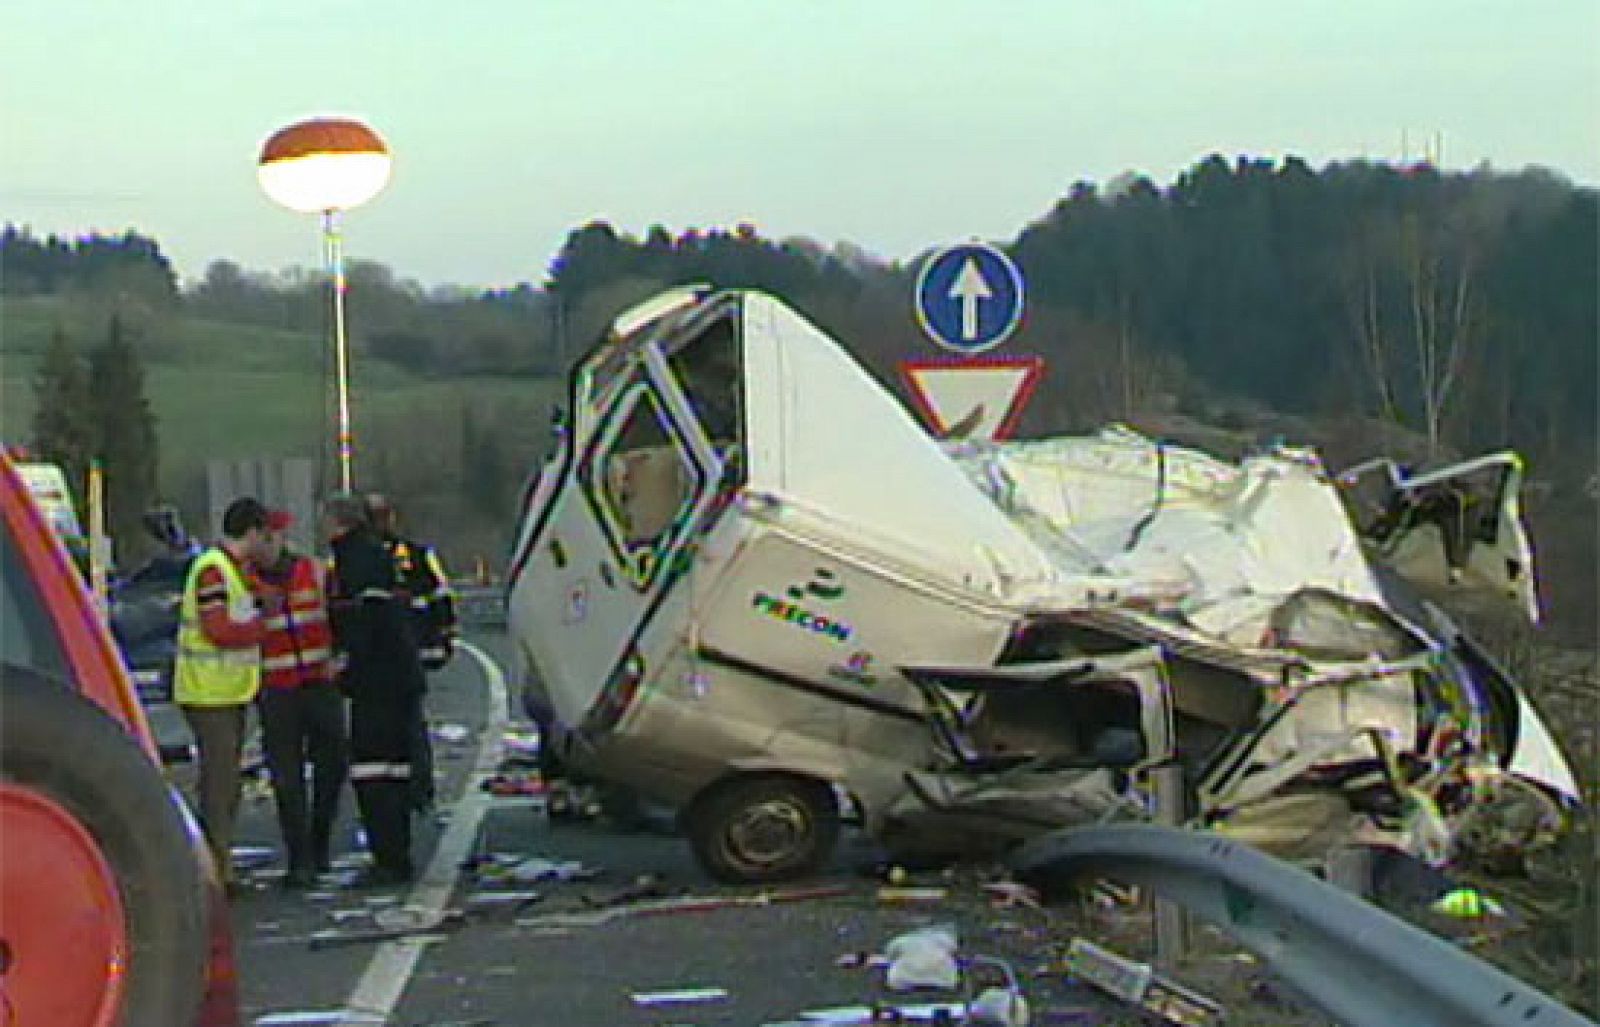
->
[507, 286, 1577, 883]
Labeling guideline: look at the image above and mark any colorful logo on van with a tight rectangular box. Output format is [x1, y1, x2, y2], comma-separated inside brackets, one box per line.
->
[752, 590, 853, 644]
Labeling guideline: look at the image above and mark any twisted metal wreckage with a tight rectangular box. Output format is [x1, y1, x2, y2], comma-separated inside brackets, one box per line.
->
[507, 285, 1579, 887]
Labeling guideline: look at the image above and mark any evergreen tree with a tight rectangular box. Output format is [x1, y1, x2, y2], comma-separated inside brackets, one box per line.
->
[87, 314, 159, 558]
[29, 326, 96, 497]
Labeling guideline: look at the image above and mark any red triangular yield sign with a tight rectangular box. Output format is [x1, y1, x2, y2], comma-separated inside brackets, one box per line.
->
[898, 355, 1044, 441]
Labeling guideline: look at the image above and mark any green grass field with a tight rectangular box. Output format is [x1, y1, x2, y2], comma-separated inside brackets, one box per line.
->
[0, 295, 561, 497]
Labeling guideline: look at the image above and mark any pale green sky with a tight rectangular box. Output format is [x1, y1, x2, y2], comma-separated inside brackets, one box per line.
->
[4, 0, 1596, 287]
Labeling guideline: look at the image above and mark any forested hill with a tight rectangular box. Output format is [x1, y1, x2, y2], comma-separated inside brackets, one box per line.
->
[542, 157, 1597, 481]
[6, 154, 1595, 475]
[5, 154, 1596, 641]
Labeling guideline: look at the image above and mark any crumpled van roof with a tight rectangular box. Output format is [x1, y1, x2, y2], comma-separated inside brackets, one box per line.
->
[737, 292, 1067, 603]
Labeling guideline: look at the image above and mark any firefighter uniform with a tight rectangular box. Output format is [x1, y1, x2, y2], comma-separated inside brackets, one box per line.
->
[328, 521, 426, 884]
[253, 541, 348, 885]
[380, 532, 458, 810]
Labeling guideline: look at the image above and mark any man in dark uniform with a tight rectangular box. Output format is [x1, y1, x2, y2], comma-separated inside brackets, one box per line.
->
[323, 493, 425, 886]
[365, 493, 458, 813]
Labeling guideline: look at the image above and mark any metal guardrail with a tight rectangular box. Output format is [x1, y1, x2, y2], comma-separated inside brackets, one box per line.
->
[1012, 824, 1596, 1027]
[454, 584, 508, 629]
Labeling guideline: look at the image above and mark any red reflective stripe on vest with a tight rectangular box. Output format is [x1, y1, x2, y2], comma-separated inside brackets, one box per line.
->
[259, 556, 335, 690]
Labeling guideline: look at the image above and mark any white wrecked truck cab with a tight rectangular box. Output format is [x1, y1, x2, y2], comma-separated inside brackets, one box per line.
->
[507, 287, 1577, 883]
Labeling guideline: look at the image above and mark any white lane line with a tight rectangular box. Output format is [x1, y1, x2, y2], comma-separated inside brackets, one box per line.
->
[338, 640, 509, 1027]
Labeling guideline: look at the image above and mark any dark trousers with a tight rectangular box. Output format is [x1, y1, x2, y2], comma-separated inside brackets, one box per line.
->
[350, 692, 420, 877]
[257, 683, 349, 873]
[180, 703, 248, 883]
[410, 688, 435, 809]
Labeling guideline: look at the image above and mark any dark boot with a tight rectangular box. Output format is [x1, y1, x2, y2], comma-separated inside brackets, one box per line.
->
[355, 779, 415, 882]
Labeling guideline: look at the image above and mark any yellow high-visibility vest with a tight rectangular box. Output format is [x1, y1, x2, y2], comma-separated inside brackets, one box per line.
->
[174, 548, 261, 705]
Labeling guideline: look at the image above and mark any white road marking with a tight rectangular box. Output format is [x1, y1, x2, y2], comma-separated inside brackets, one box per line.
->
[337, 640, 510, 1027]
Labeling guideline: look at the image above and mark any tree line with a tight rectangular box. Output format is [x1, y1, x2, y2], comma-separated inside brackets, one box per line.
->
[11, 155, 1593, 479]
[10, 154, 1596, 630]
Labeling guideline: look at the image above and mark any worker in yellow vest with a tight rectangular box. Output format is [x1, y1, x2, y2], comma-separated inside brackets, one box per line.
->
[175, 497, 273, 889]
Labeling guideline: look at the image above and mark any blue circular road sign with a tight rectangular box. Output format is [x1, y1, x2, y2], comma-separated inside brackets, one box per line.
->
[913, 241, 1026, 354]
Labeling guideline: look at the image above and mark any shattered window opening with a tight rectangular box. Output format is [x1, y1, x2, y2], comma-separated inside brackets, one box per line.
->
[579, 376, 704, 590]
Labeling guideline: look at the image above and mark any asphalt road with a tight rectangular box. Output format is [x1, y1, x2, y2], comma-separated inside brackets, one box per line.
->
[203, 630, 1288, 1027]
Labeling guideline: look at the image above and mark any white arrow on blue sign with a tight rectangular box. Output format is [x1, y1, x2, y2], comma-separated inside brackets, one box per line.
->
[913, 241, 1026, 355]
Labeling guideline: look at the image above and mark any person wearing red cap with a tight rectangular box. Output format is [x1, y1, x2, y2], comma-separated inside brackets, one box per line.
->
[251, 508, 349, 888]
[175, 496, 273, 889]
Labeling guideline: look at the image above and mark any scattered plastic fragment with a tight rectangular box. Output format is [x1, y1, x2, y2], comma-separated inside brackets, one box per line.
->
[253, 1012, 383, 1025]
[967, 986, 1031, 1026]
[434, 722, 472, 744]
[516, 884, 849, 929]
[982, 880, 1042, 910]
[877, 886, 948, 903]
[306, 909, 463, 950]
[963, 956, 1030, 1027]
[631, 987, 729, 1006]
[834, 951, 890, 970]
[1062, 938, 1223, 1025]
[481, 772, 548, 797]
[777, 1002, 966, 1023]
[1431, 887, 1506, 918]
[507, 857, 595, 884]
[502, 728, 541, 762]
[885, 924, 960, 992]
[230, 845, 276, 869]
[465, 890, 543, 911]
[373, 906, 449, 932]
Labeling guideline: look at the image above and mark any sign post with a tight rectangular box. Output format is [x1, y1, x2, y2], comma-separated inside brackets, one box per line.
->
[903, 241, 1039, 440]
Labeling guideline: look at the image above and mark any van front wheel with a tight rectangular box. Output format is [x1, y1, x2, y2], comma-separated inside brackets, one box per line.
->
[686, 775, 839, 884]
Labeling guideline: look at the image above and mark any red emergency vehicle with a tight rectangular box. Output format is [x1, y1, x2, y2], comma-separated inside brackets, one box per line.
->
[0, 448, 240, 1025]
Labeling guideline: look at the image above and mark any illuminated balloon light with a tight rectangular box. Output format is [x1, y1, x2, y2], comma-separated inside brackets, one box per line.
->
[257, 117, 391, 214]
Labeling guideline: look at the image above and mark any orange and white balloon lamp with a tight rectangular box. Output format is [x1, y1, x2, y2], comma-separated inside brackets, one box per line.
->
[257, 117, 392, 492]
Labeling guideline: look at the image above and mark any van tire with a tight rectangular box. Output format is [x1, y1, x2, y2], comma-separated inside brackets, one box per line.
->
[0, 666, 210, 1025]
[685, 775, 840, 884]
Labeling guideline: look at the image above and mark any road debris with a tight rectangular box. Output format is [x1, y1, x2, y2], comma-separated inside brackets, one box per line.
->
[253, 1011, 384, 1025]
[507, 857, 598, 884]
[308, 908, 466, 950]
[231, 845, 277, 869]
[1061, 938, 1223, 1025]
[433, 722, 472, 744]
[514, 883, 850, 930]
[1431, 886, 1507, 919]
[630, 986, 730, 1007]
[982, 881, 1043, 910]
[480, 771, 547, 797]
[877, 886, 949, 904]
[501, 727, 541, 763]
[834, 951, 890, 970]
[767, 1001, 967, 1024]
[464, 889, 543, 913]
[885, 924, 960, 991]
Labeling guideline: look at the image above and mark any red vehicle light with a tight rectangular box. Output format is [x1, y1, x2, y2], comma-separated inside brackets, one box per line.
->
[584, 647, 647, 735]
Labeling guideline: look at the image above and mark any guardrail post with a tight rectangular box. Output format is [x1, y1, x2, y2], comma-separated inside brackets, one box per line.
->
[1152, 764, 1189, 969]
